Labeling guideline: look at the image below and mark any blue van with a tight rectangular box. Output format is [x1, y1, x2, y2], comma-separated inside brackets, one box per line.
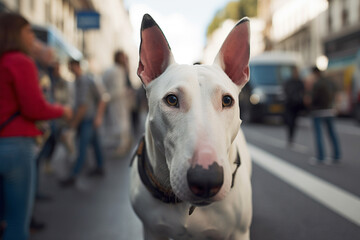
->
[240, 51, 302, 122]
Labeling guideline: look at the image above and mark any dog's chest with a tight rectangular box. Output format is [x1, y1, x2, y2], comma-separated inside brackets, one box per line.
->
[142, 202, 239, 240]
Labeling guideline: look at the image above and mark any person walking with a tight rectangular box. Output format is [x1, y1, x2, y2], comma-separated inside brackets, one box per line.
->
[102, 50, 133, 156]
[308, 66, 341, 164]
[0, 13, 72, 240]
[283, 67, 305, 145]
[60, 59, 106, 187]
[36, 61, 71, 173]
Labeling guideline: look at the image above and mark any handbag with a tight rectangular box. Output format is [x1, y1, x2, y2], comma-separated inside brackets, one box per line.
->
[0, 112, 20, 132]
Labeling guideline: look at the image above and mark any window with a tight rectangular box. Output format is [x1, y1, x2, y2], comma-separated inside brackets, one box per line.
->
[327, 13, 332, 32]
[327, 0, 333, 32]
[250, 64, 295, 86]
[30, 0, 34, 11]
[342, 0, 349, 26]
[17, 0, 22, 11]
[342, 9, 349, 26]
[45, 2, 51, 23]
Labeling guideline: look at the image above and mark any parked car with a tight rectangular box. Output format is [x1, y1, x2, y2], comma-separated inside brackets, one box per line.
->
[240, 51, 302, 122]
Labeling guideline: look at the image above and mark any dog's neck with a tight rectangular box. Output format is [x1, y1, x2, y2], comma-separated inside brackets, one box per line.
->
[145, 126, 172, 190]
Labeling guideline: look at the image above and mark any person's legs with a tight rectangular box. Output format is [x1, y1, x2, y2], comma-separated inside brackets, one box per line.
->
[35, 123, 58, 178]
[0, 177, 4, 221]
[284, 109, 292, 143]
[288, 111, 297, 143]
[34, 133, 55, 194]
[86, 127, 105, 177]
[47, 123, 64, 161]
[72, 120, 93, 176]
[324, 116, 341, 161]
[0, 176, 5, 237]
[116, 103, 133, 156]
[292, 110, 300, 140]
[92, 128, 104, 169]
[313, 117, 325, 161]
[0, 138, 36, 240]
[34, 132, 55, 172]
[43, 124, 63, 174]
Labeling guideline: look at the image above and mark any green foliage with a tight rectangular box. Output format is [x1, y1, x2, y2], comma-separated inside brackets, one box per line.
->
[207, 0, 257, 37]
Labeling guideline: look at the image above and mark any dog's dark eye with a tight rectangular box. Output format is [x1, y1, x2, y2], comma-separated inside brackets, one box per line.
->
[165, 94, 179, 107]
[222, 95, 233, 108]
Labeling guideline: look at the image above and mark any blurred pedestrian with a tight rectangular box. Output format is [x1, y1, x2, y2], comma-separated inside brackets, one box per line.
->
[30, 44, 70, 232]
[102, 50, 133, 156]
[60, 59, 106, 187]
[308, 66, 341, 164]
[133, 86, 148, 136]
[36, 61, 71, 174]
[0, 177, 5, 237]
[283, 67, 305, 145]
[32, 39, 56, 103]
[0, 12, 72, 240]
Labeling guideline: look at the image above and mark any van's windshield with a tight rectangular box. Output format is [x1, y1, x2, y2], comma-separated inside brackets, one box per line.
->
[250, 64, 295, 86]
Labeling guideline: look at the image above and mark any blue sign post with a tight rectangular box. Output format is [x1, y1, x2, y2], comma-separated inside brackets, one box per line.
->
[76, 11, 100, 30]
[76, 11, 100, 57]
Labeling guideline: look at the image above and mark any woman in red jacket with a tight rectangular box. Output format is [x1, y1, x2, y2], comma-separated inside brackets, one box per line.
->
[0, 13, 72, 240]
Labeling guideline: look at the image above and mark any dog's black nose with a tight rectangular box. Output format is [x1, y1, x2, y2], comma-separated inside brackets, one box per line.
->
[187, 162, 224, 198]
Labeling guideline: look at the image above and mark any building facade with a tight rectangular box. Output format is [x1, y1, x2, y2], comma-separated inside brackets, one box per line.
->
[264, 0, 328, 68]
[324, 0, 360, 69]
[257, 0, 360, 115]
[323, 0, 360, 115]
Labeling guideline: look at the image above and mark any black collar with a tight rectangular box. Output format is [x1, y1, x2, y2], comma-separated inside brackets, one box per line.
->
[130, 137, 182, 203]
[130, 137, 241, 204]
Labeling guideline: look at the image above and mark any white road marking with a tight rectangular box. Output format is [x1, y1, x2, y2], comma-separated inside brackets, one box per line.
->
[249, 144, 360, 226]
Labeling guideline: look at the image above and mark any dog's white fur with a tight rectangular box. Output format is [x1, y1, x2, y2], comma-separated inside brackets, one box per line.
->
[130, 14, 252, 240]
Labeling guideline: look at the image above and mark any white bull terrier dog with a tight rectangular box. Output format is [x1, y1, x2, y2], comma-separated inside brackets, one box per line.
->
[130, 14, 252, 240]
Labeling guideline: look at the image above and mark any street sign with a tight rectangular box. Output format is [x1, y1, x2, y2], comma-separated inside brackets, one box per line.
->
[76, 11, 100, 30]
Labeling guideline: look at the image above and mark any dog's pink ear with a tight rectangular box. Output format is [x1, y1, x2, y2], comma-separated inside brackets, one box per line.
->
[214, 18, 250, 87]
[137, 14, 173, 86]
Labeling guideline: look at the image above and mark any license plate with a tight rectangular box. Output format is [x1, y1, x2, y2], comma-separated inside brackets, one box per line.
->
[269, 104, 284, 113]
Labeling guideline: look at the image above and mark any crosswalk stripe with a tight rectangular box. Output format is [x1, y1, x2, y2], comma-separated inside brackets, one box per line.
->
[249, 144, 360, 226]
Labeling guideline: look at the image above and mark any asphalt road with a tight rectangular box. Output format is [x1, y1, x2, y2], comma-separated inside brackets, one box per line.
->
[29, 117, 360, 240]
[246, 117, 360, 240]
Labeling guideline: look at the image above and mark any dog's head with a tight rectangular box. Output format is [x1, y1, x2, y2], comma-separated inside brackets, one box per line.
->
[138, 14, 250, 206]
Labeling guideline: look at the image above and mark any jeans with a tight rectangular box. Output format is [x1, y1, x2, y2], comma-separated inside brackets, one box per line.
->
[312, 116, 341, 161]
[0, 137, 36, 240]
[284, 107, 301, 143]
[72, 119, 104, 176]
[35, 122, 63, 195]
[36, 122, 63, 163]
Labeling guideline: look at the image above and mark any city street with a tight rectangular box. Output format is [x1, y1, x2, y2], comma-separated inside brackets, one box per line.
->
[30, 117, 360, 240]
[245, 117, 360, 240]
[1, 1, 360, 240]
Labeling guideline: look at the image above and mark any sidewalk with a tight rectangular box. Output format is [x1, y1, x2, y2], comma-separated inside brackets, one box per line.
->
[29, 144, 143, 240]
